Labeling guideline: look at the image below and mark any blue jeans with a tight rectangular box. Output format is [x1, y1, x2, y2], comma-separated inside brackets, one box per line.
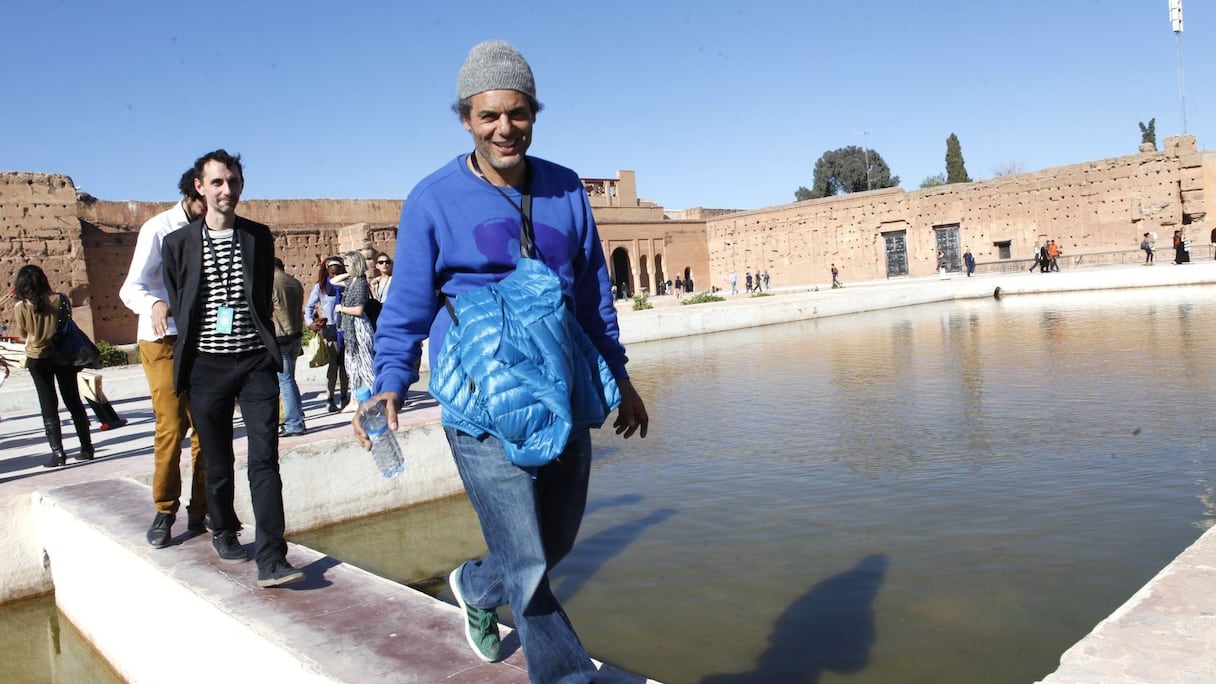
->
[445, 427, 597, 684]
[276, 336, 305, 432]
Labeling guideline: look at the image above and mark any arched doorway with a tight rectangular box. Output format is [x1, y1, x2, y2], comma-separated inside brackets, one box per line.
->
[639, 255, 650, 295]
[654, 254, 665, 294]
[610, 247, 633, 299]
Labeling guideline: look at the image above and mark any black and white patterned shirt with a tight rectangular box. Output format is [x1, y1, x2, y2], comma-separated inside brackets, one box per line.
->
[197, 227, 263, 354]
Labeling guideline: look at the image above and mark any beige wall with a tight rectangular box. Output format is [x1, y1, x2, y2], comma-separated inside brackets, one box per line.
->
[0, 173, 95, 335]
[3, 139, 1210, 343]
[0, 168, 705, 344]
[707, 136, 1210, 287]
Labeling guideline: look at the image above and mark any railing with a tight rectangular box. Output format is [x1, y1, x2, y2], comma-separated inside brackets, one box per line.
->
[973, 247, 1210, 275]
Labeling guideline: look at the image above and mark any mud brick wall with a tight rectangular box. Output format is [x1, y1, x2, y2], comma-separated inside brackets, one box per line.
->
[707, 136, 1212, 286]
[0, 172, 95, 337]
[4, 142, 1211, 345]
[73, 200, 403, 344]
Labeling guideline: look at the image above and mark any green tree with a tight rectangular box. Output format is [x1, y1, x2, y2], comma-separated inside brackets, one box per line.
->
[1139, 118, 1156, 147]
[796, 145, 899, 200]
[945, 133, 971, 183]
[920, 173, 947, 188]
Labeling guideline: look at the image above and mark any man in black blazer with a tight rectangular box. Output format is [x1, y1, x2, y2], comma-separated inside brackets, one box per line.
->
[163, 149, 303, 588]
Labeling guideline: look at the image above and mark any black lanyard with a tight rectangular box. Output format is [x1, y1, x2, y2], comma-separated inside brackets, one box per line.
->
[469, 153, 535, 258]
[202, 224, 241, 305]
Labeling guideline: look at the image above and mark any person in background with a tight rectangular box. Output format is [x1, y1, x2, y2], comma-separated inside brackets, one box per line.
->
[356, 39, 649, 682]
[372, 253, 394, 302]
[831, 263, 841, 287]
[304, 257, 349, 412]
[119, 168, 209, 546]
[1029, 242, 1041, 272]
[12, 265, 95, 468]
[361, 241, 380, 281]
[1141, 232, 1155, 264]
[272, 258, 306, 437]
[162, 149, 303, 588]
[1173, 230, 1190, 264]
[963, 247, 976, 277]
[335, 250, 375, 410]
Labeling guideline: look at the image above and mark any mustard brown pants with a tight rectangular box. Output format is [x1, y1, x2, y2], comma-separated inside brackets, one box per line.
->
[140, 337, 206, 520]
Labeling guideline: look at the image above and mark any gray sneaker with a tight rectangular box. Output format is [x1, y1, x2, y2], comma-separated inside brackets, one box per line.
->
[212, 530, 248, 564]
[449, 564, 501, 662]
[257, 560, 305, 588]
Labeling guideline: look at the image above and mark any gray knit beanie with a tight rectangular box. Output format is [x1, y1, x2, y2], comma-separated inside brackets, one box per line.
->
[457, 40, 536, 101]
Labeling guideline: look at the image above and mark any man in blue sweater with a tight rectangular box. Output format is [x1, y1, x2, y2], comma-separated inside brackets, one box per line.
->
[354, 39, 648, 681]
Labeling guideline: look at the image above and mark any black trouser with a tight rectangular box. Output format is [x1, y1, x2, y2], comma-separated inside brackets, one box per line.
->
[188, 350, 287, 571]
[322, 324, 348, 402]
[26, 356, 91, 453]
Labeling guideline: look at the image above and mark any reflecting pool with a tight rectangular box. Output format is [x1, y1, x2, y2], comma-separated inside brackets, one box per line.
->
[299, 286, 1216, 683]
[0, 594, 122, 683]
[8, 287, 1201, 682]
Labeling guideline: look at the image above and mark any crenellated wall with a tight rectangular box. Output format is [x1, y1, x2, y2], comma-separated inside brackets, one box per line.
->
[3, 139, 1210, 345]
[0, 173, 96, 334]
[706, 136, 1211, 287]
[79, 199, 402, 344]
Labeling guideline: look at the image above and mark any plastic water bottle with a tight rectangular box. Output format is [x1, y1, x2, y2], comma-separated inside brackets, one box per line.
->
[354, 386, 405, 478]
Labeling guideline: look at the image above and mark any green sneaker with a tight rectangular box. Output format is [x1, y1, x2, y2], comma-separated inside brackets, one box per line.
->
[449, 564, 501, 662]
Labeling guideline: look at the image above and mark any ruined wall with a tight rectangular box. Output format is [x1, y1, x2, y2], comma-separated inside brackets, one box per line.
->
[10, 141, 1205, 346]
[707, 135, 1211, 287]
[585, 170, 710, 295]
[0, 173, 95, 337]
[602, 220, 710, 295]
[73, 200, 403, 344]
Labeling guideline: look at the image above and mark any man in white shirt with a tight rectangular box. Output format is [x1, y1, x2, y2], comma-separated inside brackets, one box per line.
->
[119, 169, 208, 548]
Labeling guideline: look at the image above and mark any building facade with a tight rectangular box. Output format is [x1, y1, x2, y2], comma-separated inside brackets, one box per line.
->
[1, 136, 1210, 345]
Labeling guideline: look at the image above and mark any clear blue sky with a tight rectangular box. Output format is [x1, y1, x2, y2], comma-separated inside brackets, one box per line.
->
[2, 1, 1211, 211]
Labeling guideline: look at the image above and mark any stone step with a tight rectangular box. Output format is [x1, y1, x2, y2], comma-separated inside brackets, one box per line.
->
[39, 477, 527, 682]
[37, 477, 650, 683]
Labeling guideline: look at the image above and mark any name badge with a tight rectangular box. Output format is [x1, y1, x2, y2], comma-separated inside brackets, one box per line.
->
[215, 306, 235, 334]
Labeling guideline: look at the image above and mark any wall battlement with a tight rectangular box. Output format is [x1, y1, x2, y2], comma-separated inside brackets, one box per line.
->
[2, 139, 1210, 343]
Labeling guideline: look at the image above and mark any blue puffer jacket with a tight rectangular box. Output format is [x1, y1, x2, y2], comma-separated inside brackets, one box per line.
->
[429, 258, 621, 467]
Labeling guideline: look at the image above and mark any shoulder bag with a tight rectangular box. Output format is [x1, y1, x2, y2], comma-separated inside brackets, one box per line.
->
[50, 294, 103, 369]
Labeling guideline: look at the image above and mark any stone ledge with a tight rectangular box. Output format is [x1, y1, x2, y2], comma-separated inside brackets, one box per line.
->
[39, 477, 532, 683]
[1037, 523, 1216, 683]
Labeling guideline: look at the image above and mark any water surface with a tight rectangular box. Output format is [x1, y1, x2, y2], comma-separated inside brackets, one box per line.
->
[302, 287, 1216, 683]
[9, 288, 1202, 682]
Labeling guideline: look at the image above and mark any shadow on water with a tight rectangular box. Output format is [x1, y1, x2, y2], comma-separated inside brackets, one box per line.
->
[585, 493, 645, 515]
[553, 506, 676, 604]
[701, 554, 889, 684]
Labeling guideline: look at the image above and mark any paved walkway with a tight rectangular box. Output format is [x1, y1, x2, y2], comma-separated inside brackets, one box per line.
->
[0, 363, 358, 495]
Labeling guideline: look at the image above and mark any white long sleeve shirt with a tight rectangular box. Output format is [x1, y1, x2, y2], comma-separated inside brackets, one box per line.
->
[119, 200, 191, 342]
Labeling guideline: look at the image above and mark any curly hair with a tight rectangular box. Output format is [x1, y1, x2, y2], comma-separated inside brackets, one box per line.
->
[191, 149, 244, 183]
[177, 167, 202, 201]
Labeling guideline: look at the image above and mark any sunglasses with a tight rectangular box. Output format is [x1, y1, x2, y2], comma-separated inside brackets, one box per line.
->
[376, 259, 391, 265]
